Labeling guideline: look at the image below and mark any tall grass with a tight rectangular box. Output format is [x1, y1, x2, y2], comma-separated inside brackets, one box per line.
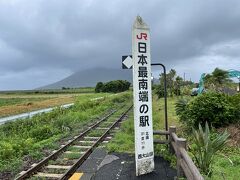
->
[0, 92, 131, 174]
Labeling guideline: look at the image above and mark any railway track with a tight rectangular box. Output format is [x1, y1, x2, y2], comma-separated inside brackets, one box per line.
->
[16, 105, 132, 180]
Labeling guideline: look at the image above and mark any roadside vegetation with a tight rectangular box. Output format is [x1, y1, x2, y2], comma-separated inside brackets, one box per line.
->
[176, 93, 240, 179]
[108, 67, 240, 179]
[0, 91, 132, 179]
[107, 94, 179, 153]
[108, 94, 240, 179]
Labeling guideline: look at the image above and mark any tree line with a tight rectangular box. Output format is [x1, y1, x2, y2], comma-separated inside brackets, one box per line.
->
[154, 69, 193, 98]
[95, 80, 131, 93]
[154, 67, 238, 98]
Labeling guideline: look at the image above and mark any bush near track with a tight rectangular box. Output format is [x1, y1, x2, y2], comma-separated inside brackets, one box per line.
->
[176, 92, 240, 128]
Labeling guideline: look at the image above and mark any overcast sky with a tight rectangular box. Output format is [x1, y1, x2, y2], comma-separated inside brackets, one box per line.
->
[0, 0, 240, 90]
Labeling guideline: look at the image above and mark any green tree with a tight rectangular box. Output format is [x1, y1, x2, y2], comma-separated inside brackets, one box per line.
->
[174, 76, 183, 96]
[96, 80, 131, 93]
[204, 68, 232, 91]
[95, 82, 104, 93]
[212, 68, 229, 85]
[158, 69, 177, 97]
[168, 69, 176, 96]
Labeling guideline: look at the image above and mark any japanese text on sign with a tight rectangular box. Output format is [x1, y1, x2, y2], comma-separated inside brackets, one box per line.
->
[132, 16, 154, 176]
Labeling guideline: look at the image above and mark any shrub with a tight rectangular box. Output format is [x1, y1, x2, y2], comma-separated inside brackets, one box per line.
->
[183, 92, 236, 127]
[191, 122, 229, 176]
[29, 125, 56, 141]
[175, 98, 189, 115]
[228, 93, 240, 120]
[181, 85, 192, 96]
[0, 142, 15, 160]
[95, 80, 131, 93]
[154, 84, 165, 98]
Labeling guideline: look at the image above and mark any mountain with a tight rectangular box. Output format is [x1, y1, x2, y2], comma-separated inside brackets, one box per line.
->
[39, 68, 132, 89]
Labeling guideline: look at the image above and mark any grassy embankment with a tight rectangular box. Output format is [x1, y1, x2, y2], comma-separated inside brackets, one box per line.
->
[0, 91, 132, 178]
[107, 94, 179, 153]
[107, 95, 240, 179]
[0, 88, 95, 117]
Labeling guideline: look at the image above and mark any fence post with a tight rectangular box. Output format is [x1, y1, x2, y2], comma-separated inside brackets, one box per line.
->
[176, 138, 187, 179]
[169, 126, 176, 154]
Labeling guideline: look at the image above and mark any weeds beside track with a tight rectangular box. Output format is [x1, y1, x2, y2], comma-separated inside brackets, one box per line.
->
[16, 105, 132, 180]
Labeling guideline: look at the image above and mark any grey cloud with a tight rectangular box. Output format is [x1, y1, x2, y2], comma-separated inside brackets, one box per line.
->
[0, 0, 240, 89]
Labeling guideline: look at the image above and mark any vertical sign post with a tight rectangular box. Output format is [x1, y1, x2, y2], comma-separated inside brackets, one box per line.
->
[132, 16, 154, 176]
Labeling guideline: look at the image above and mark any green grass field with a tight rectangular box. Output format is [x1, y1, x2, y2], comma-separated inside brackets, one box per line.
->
[0, 88, 96, 117]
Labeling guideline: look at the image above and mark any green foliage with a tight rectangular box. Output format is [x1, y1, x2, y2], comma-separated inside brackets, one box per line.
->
[228, 93, 240, 120]
[211, 147, 240, 179]
[29, 125, 56, 141]
[63, 152, 81, 159]
[212, 68, 230, 85]
[159, 69, 176, 97]
[155, 69, 194, 98]
[107, 119, 134, 153]
[175, 98, 190, 118]
[154, 85, 165, 98]
[178, 92, 237, 127]
[191, 122, 229, 176]
[204, 68, 233, 92]
[0, 138, 34, 161]
[205, 68, 229, 85]
[95, 80, 131, 93]
[107, 133, 134, 153]
[154, 144, 176, 167]
[174, 76, 183, 96]
[0, 92, 130, 174]
[111, 93, 130, 103]
[181, 85, 192, 96]
[95, 82, 104, 93]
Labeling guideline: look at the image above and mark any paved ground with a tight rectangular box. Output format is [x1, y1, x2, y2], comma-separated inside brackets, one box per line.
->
[72, 148, 177, 180]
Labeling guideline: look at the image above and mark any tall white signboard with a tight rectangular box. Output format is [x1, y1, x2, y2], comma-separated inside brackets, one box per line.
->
[132, 16, 154, 176]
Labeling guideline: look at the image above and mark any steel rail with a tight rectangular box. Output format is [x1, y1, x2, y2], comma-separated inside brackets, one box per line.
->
[60, 105, 133, 180]
[15, 110, 117, 180]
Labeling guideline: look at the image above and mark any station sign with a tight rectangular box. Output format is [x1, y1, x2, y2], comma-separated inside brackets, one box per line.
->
[132, 16, 154, 176]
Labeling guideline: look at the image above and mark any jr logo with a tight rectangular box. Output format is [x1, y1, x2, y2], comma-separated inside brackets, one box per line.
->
[137, 33, 147, 40]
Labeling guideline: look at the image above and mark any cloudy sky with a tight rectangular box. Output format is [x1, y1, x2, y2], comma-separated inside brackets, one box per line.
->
[0, 0, 240, 90]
